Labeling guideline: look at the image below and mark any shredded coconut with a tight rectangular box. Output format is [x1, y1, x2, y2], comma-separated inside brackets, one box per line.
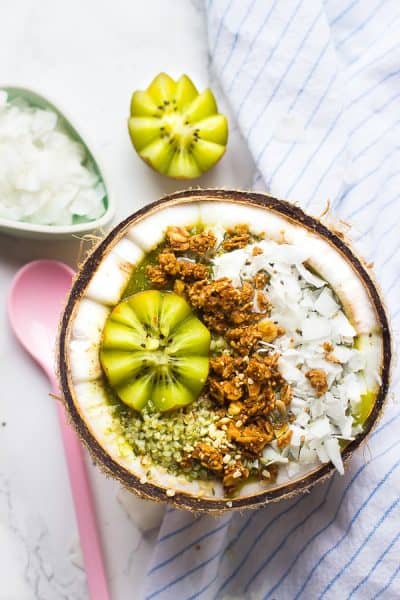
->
[212, 238, 370, 476]
[0, 92, 106, 225]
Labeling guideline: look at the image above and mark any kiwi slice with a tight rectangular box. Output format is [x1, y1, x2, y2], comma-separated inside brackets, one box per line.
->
[128, 73, 228, 179]
[100, 290, 211, 412]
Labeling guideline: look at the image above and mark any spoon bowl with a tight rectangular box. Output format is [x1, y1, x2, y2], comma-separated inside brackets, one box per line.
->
[8, 260, 74, 378]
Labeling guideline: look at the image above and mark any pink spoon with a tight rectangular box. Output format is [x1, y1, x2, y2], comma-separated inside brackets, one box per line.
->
[8, 260, 110, 600]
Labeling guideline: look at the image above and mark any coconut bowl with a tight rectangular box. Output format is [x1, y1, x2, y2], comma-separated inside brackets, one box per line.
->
[58, 189, 391, 513]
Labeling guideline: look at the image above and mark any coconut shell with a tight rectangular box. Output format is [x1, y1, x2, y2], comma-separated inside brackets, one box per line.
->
[58, 189, 391, 513]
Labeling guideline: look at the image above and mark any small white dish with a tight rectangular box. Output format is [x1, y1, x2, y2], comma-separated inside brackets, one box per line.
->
[0, 85, 115, 239]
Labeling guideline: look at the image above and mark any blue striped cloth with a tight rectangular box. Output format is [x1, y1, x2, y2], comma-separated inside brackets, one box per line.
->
[143, 1, 400, 598]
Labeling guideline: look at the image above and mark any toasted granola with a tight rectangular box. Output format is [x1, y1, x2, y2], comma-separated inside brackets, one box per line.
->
[148, 250, 209, 283]
[191, 442, 224, 473]
[306, 368, 329, 396]
[227, 421, 274, 455]
[222, 223, 251, 251]
[166, 226, 217, 255]
[189, 230, 217, 255]
[166, 226, 190, 251]
[131, 224, 293, 492]
[223, 462, 250, 490]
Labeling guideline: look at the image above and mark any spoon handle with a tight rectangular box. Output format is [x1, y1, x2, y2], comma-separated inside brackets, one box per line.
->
[50, 377, 110, 600]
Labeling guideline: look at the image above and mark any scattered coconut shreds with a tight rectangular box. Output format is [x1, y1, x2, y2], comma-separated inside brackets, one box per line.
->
[314, 286, 339, 318]
[212, 237, 372, 478]
[0, 91, 106, 226]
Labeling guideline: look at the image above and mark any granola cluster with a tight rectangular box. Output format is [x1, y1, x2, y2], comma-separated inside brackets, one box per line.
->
[204, 350, 294, 490]
[146, 224, 294, 493]
[306, 368, 329, 397]
[222, 223, 251, 251]
[146, 227, 214, 289]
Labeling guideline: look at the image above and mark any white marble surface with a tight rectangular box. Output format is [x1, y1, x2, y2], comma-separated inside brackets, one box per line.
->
[0, 1, 254, 598]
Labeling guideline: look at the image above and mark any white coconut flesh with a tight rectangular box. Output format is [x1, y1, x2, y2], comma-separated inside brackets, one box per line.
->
[65, 201, 384, 499]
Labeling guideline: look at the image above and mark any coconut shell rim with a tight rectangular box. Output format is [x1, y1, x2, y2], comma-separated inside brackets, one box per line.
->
[58, 188, 392, 513]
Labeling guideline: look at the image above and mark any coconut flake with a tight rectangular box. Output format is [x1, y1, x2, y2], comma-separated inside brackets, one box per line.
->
[314, 287, 339, 317]
[212, 248, 247, 286]
[338, 415, 354, 439]
[299, 446, 318, 464]
[262, 446, 289, 464]
[287, 461, 301, 477]
[297, 263, 326, 287]
[324, 437, 344, 474]
[331, 311, 357, 339]
[305, 417, 333, 440]
[297, 411, 312, 428]
[310, 397, 325, 419]
[340, 373, 365, 406]
[347, 350, 365, 372]
[329, 345, 353, 364]
[207, 223, 225, 247]
[0, 95, 106, 226]
[301, 315, 331, 341]
[313, 440, 330, 463]
[290, 425, 305, 447]
[278, 357, 307, 386]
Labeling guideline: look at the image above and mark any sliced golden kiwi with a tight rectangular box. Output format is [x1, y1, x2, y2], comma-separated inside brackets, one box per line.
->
[100, 290, 210, 411]
[128, 73, 228, 179]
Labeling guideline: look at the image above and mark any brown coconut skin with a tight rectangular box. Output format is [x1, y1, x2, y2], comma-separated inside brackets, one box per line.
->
[58, 189, 391, 513]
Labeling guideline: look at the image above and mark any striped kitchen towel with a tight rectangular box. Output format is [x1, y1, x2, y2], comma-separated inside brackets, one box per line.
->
[143, 1, 400, 598]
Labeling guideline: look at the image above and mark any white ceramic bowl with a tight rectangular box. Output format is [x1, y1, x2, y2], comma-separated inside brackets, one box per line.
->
[0, 85, 115, 240]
